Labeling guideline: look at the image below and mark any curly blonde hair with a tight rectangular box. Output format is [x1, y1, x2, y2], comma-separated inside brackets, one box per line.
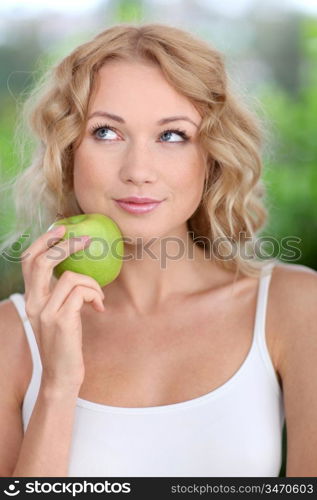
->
[0, 22, 276, 280]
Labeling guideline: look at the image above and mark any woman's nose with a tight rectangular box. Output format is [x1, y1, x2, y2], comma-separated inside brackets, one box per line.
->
[119, 143, 158, 185]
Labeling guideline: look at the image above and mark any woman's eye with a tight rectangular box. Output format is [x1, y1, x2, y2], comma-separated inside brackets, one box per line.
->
[160, 130, 188, 142]
[94, 127, 117, 140]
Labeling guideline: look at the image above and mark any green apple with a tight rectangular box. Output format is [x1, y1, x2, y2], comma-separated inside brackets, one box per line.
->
[47, 213, 124, 287]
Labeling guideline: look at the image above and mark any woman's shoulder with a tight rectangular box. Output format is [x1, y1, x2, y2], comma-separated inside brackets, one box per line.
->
[0, 295, 26, 339]
[269, 261, 316, 332]
[0, 293, 27, 333]
[270, 261, 317, 305]
[268, 261, 317, 375]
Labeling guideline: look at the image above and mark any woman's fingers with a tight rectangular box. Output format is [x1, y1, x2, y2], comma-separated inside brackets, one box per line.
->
[21, 225, 66, 281]
[22, 226, 66, 301]
[40, 270, 105, 318]
[58, 286, 105, 319]
[26, 234, 92, 304]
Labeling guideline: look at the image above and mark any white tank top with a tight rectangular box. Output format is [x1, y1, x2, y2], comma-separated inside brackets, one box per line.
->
[9, 262, 284, 477]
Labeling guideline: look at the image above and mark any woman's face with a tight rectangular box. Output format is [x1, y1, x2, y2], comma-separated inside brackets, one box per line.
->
[73, 60, 206, 244]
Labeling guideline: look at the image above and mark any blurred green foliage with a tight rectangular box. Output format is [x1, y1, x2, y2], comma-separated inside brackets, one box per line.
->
[115, 0, 145, 22]
[258, 17, 317, 270]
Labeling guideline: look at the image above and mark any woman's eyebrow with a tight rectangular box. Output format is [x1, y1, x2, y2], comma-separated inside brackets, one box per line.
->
[87, 110, 198, 128]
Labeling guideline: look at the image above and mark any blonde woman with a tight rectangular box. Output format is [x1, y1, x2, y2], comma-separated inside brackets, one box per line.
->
[0, 23, 316, 478]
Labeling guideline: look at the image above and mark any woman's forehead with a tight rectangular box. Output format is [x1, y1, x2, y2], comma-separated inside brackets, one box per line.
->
[89, 62, 202, 124]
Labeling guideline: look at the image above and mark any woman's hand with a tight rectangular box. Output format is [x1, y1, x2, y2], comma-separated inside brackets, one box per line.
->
[21, 225, 105, 392]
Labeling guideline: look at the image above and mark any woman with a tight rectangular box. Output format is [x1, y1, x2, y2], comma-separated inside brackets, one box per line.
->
[0, 23, 316, 478]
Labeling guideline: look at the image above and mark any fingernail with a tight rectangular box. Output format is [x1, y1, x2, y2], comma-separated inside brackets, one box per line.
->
[51, 225, 65, 235]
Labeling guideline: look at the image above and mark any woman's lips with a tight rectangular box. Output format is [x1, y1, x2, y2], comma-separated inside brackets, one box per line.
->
[115, 200, 162, 214]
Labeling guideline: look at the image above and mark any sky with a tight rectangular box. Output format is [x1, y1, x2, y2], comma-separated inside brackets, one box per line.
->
[1, 0, 317, 15]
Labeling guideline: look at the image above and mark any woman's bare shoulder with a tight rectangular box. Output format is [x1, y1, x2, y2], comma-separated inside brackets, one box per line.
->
[269, 261, 316, 329]
[0, 295, 32, 406]
[268, 261, 317, 371]
[272, 261, 317, 276]
[271, 261, 317, 302]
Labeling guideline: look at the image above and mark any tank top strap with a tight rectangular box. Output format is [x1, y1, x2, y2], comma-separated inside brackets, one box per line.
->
[9, 293, 43, 372]
[253, 260, 275, 345]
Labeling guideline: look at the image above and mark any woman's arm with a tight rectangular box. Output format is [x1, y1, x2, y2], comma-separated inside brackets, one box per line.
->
[12, 385, 79, 477]
[272, 264, 317, 477]
[0, 299, 79, 477]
